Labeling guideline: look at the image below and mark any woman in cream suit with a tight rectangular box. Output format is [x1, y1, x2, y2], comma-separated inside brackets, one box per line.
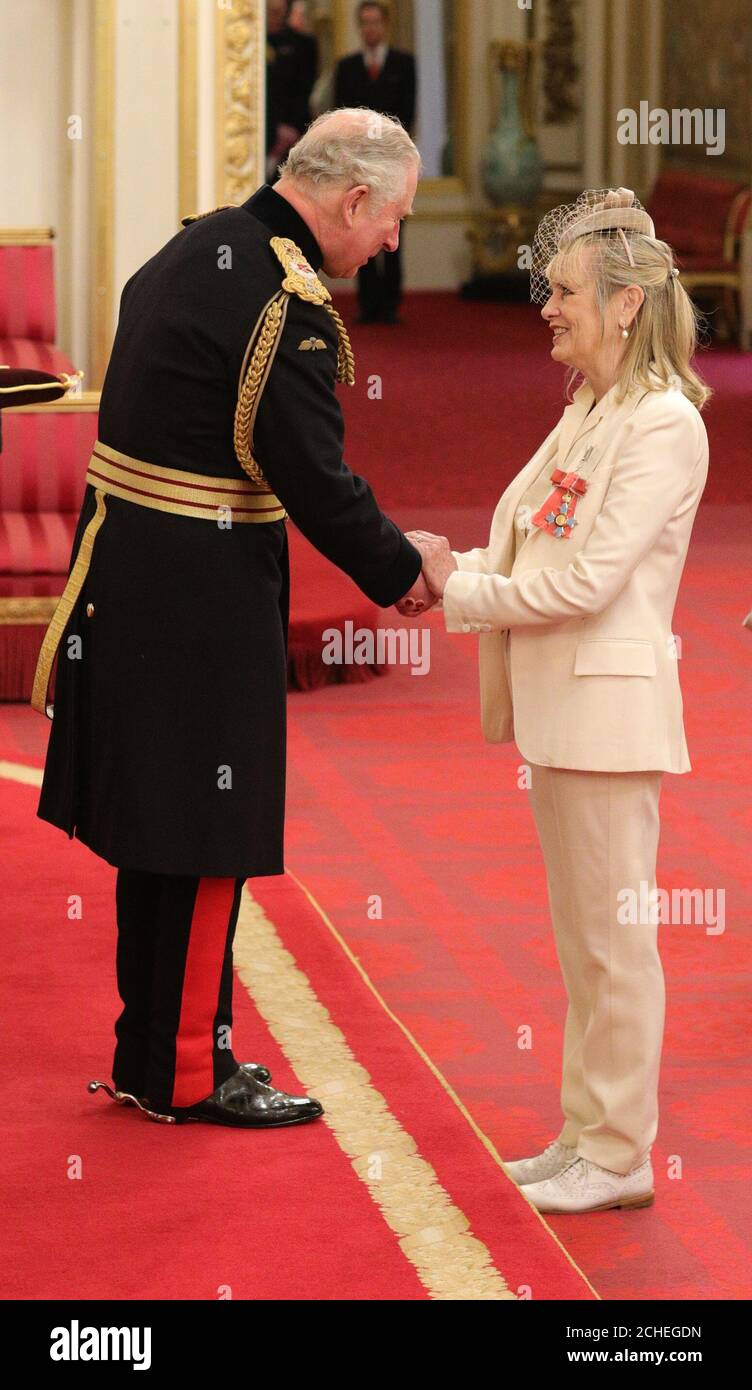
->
[407, 189, 710, 1215]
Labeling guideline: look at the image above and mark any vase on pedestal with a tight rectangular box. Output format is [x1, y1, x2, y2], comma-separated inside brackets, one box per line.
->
[481, 39, 543, 208]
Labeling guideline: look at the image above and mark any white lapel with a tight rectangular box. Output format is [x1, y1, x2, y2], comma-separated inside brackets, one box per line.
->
[554, 380, 596, 468]
[486, 376, 656, 576]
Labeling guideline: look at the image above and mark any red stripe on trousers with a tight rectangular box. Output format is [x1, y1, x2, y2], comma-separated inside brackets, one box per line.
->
[171, 877, 237, 1107]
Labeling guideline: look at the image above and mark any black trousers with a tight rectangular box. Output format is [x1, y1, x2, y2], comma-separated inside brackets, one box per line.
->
[357, 243, 403, 317]
[113, 870, 245, 1109]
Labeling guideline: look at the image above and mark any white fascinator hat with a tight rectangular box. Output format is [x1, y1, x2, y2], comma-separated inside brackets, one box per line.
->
[530, 187, 658, 304]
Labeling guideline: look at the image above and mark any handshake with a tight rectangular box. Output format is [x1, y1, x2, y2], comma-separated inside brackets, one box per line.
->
[395, 531, 458, 617]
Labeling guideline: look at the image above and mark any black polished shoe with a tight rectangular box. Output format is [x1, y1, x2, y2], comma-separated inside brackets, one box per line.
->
[148, 1067, 324, 1128]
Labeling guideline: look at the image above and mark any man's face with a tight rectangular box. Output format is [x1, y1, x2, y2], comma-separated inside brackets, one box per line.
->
[359, 5, 388, 48]
[323, 163, 418, 280]
[267, 0, 289, 34]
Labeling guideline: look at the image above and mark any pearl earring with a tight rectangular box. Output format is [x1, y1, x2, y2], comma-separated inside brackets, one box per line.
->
[620, 323, 629, 339]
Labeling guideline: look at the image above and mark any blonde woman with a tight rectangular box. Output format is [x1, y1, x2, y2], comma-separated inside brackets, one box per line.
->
[409, 189, 710, 1214]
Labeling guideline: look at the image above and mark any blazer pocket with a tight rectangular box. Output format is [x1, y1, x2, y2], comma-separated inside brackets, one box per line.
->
[573, 638, 657, 677]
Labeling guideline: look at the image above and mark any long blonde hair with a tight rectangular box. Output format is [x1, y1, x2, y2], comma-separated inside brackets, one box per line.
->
[547, 230, 712, 410]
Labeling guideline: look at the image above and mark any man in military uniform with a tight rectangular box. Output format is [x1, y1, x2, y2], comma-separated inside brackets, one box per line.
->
[34, 108, 432, 1130]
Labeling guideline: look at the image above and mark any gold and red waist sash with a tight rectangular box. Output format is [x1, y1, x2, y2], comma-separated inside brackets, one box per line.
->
[31, 441, 286, 716]
[85, 440, 286, 523]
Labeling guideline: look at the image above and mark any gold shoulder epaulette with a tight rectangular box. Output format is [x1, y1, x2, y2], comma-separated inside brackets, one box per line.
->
[181, 204, 237, 227]
[270, 236, 330, 305]
[269, 236, 354, 387]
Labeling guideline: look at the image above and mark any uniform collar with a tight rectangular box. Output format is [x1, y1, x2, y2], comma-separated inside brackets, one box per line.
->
[242, 184, 324, 273]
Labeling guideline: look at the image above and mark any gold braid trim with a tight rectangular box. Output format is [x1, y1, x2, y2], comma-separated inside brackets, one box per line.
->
[181, 204, 236, 226]
[233, 294, 289, 486]
[324, 303, 356, 386]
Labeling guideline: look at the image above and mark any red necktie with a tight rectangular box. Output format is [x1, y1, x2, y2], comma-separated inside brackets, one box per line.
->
[367, 59, 380, 80]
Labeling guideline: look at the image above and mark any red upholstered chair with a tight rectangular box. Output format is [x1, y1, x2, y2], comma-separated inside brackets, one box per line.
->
[0, 229, 76, 375]
[0, 394, 98, 701]
[648, 172, 752, 347]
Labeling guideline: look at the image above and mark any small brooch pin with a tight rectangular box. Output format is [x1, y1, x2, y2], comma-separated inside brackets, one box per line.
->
[298, 336, 327, 351]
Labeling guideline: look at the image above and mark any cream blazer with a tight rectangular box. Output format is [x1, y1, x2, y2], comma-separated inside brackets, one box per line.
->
[441, 374, 709, 773]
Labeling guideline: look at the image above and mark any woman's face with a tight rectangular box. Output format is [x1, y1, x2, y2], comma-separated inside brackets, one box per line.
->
[541, 247, 622, 379]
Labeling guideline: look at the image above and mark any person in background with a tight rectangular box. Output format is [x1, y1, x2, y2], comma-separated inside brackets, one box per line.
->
[266, 0, 319, 181]
[334, 1, 416, 323]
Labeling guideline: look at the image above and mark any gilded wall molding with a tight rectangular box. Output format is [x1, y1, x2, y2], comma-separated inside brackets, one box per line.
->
[178, 0, 199, 220]
[215, 0, 265, 205]
[91, 0, 115, 392]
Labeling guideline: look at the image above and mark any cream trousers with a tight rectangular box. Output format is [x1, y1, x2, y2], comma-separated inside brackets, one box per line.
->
[527, 762, 665, 1174]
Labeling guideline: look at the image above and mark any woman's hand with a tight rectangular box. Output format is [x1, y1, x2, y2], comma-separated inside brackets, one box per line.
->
[406, 531, 459, 597]
[395, 570, 437, 616]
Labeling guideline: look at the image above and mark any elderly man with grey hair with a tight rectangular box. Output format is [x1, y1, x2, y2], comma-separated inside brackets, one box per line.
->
[37, 107, 435, 1132]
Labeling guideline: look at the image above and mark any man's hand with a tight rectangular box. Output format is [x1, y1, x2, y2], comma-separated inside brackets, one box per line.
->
[395, 570, 437, 616]
[406, 531, 458, 597]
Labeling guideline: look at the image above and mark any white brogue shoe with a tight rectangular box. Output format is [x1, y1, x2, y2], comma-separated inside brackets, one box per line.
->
[520, 1155, 655, 1214]
[503, 1139, 578, 1186]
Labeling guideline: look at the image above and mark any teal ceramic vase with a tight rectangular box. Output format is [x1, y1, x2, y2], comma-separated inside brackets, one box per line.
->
[481, 43, 543, 207]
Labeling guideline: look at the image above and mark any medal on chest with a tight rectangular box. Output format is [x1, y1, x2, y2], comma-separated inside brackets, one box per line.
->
[531, 446, 596, 539]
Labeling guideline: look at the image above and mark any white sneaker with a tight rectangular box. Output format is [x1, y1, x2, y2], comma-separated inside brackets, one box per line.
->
[520, 1155, 654, 1214]
[503, 1139, 578, 1186]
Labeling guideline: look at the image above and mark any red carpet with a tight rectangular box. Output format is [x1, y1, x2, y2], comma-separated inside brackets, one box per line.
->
[1, 293, 750, 1300]
[335, 294, 752, 506]
[0, 772, 594, 1301]
[287, 523, 387, 690]
[277, 504, 752, 1302]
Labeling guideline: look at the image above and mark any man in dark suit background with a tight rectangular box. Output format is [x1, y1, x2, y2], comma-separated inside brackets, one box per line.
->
[266, 0, 319, 180]
[334, 2, 416, 323]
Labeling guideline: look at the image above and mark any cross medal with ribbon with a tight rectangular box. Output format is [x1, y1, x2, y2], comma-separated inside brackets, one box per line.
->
[531, 446, 595, 539]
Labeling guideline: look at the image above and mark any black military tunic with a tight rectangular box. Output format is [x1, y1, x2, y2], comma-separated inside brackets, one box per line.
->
[37, 185, 422, 876]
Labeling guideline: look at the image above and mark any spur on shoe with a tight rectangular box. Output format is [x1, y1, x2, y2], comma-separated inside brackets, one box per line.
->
[503, 1139, 577, 1186]
[90, 1066, 323, 1128]
[520, 1155, 654, 1214]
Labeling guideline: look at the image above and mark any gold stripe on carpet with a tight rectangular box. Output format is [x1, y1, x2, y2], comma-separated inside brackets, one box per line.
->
[0, 761, 43, 787]
[235, 886, 516, 1301]
[285, 868, 601, 1301]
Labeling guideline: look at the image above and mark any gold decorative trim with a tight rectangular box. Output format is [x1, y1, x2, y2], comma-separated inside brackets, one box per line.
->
[91, 438, 271, 495]
[271, 236, 331, 305]
[234, 885, 517, 1300]
[4, 390, 101, 414]
[86, 441, 285, 521]
[178, 0, 199, 222]
[0, 228, 55, 245]
[235, 294, 289, 485]
[91, 0, 115, 391]
[215, 0, 265, 205]
[31, 490, 108, 717]
[286, 868, 602, 1301]
[0, 598, 60, 626]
